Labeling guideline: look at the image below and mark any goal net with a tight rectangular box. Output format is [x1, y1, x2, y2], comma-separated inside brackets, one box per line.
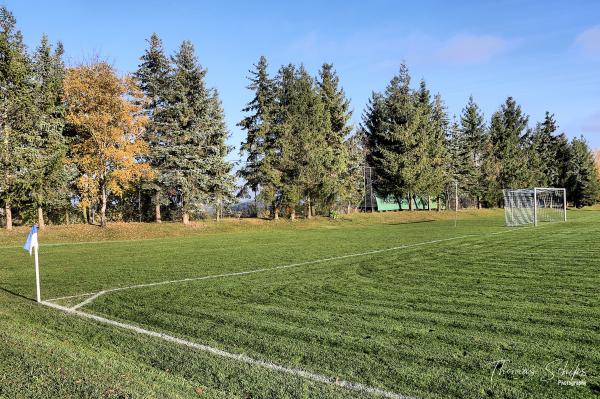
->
[502, 188, 566, 227]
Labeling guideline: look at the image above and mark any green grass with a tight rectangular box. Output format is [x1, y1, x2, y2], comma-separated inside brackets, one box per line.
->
[1, 210, 599, 398]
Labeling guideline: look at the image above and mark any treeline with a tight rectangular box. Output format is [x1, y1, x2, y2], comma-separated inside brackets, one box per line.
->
[0, 8, 232, 229]
[1, 6, 599, 230]
[362, 65, 600, 209]
[236, 57, 363, 219]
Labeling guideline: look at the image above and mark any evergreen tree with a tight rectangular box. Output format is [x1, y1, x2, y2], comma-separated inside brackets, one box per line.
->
[566, 137, 599, 207]
[29, 34, 67, 228]
[363, 64, 435, 210]
[339, 132, 365, 213]
[276, 64, 329, 220]
[315, 63, 352, 214]
[0, 7, 35, 229]
[488, 97, 529, 204]
[134, 33, 172, 222]
[426, 93, 450, 209]
[237, 56, 277, 213]
[162, 41, 232, 223]
[205, 88, 234, 220]
[456, 96, 486, 206]
[524, 112, 561, 187]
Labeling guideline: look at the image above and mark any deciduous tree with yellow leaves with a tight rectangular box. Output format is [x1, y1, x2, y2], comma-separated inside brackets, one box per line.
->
[63, 61, 153, 227]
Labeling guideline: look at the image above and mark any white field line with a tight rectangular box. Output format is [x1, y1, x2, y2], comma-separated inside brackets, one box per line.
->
[48, 234, 475, 307]
[70, 290, 107, 310]
[41, 300, 415, 399]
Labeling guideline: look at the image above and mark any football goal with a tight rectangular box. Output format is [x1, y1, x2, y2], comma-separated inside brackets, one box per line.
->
[502, 188, 567, 226]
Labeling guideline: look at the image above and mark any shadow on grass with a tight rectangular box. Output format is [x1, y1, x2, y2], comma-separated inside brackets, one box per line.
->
[0, 286, 34, 302]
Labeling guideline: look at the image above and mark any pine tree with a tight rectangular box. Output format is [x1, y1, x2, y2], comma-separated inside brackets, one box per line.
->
[456, 96, 486, 206]
[364, 65, 437, 211]
[427, 93, 450, 209]
[339, 132, 364, 213]
[162, 41, 231, 223]
[205, 89, 234, 220]
[488, 97, 529, 204]
[315, 63, 352, 214]
[134, 33, 172, 222]
[237, 56, 277, 214]
[0, 7, 35, 229]
[29, 34, 67, 229]
[566, 137, 599, 207]
[276, 64, 329, 220]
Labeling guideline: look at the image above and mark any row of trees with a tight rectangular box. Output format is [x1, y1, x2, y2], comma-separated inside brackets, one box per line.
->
[1, 5, 598, 229]
[0, 7, 232, 229]
[236, 57, 363, 219]
[361, 64, 600, 209]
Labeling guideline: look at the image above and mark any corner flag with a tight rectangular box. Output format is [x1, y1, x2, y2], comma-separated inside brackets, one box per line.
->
[23, 224, 41, 302]
[23, 224, 39, 255]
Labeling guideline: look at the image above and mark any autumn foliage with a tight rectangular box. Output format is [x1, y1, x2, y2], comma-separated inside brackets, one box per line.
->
[63, 62, 153, 226]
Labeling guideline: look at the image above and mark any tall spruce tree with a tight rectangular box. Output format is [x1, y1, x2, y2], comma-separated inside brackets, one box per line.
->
[339, 132, 365, 213]
[456, 96, 486, 206]
[0, 7, 35, 229]
[276, 64, 329, 220]
[567, 137, 599, 207]
[315, 63, 352, 214]
[488, 97, 529, 204]
[29, 34, 67, 228]
[134, 33, 172, 222]
[364, 64, 432, 211]
[426, 93, 450, 209]
[237, 56, 277, 213]
[162, 41, 232, 223]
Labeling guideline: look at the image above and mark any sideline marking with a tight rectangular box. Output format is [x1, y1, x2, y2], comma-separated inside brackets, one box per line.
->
[42, 300, 415, 399]
[53, 235, 475, 307]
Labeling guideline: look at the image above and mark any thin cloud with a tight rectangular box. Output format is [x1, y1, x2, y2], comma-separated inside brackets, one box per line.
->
[284, 31, 514, 70]
[574, 26, 600, 57]
[436, 34, 510, 64]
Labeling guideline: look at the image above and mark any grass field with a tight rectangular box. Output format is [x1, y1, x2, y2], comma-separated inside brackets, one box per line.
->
[1, 210, 598, 398]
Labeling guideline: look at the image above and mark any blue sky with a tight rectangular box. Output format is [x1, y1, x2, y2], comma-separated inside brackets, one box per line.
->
[7, 0, 600, 155]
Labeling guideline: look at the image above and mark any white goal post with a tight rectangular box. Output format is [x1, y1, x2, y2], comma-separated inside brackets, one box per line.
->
[502, 188, 567, 227]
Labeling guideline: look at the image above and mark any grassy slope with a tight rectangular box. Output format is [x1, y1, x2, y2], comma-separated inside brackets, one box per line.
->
[1, 210, 599, 398]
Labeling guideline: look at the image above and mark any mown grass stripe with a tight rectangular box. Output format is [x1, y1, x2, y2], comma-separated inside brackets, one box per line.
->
[41, 300, 416, 399]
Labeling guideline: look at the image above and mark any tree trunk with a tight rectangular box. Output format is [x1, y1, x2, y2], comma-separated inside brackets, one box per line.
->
[100, 186, 107, 227]
[408, 192, 413, 211]
[182, 212, 190, 225]
[437, 196, 441, 212]
[427, 196, 431, 211]
[38, 206, 45, 229]
[5, 204, 12, 230]
[65, 209, 70, 225]
[347, 202, 352, 214]
[155, 192, 162, 223]
[306, 197, 312, 219]
[82, 206, 88, 224]
[290, 208, 296, 221]
[273, 205, 279, 220]
[477, 196, 482, 209]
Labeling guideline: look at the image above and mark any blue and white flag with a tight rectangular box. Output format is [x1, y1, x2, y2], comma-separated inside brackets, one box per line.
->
[23, 224, 39, 256]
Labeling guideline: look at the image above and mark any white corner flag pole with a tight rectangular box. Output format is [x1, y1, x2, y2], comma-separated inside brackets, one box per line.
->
[34, 244, 41, 303]
[23, 224, 41, 303]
